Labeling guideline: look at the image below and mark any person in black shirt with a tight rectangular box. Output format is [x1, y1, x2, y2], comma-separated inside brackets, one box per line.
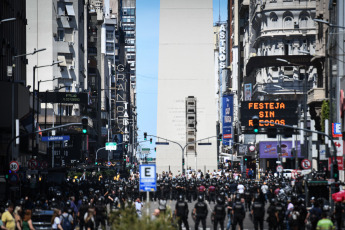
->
[175, 195, 189, 230]
[193, 195, 208, 230]
[251, 193, 265, 230]
[213, 196, 226, 230]
[232, 197, 245, 230]
[334, 200, 344, 230]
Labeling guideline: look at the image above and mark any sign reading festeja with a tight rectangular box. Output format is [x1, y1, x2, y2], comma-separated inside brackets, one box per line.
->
[240, 101, 298, 133]
[106, 142, 117, 150]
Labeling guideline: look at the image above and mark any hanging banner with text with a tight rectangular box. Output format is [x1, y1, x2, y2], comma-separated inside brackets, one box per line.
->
[222, 94, 233, 146]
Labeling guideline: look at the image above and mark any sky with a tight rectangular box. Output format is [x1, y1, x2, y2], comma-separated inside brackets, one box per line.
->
[136, 0, 228, 158]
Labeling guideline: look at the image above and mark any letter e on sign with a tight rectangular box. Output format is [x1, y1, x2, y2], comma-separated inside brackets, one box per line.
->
[145, 167, 151, 177]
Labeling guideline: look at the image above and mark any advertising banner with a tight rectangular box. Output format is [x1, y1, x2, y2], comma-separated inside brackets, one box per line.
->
[259, 141, 302, 158]
[222, 94, 233, 146]
[328, 157, 344, 170]
[244, 84, 252, 101]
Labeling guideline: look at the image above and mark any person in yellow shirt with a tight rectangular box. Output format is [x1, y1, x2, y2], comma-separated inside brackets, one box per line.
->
[1, 202, 15, 230]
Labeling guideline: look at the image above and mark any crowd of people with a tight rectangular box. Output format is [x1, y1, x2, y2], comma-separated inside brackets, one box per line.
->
[0, 167, 340, 230]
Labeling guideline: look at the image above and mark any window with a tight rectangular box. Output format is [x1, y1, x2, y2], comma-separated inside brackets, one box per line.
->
[64, 28, 73, 42]
[106, 43, 114, 52]
[123, 8, 135, 16]
[57, 28, 64, 41]
[284, 17, 293, 28]
[300, 16, 308, 28]
[106, 30, 114, 40]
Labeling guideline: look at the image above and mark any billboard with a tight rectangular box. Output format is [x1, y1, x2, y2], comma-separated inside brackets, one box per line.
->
[259, 141, 302, 158]
[222, 94, 233, 146]
[240, 101, 298, 132]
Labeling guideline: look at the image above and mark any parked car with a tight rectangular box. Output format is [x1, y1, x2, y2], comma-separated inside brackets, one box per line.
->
[274, 169, 312, 179]
[32, 210, 54, 230]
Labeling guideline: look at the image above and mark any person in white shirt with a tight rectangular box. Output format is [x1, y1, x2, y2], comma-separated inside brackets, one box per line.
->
[237, 183, 245, 195]
[261, 182, 269, 202]
[135, 198, 143, 218]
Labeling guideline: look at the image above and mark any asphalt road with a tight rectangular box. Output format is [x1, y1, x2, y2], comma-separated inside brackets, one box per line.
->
[143, 199, 270, 230]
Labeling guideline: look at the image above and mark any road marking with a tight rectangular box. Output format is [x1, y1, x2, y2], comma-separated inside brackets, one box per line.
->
[205, 200, 213, 213]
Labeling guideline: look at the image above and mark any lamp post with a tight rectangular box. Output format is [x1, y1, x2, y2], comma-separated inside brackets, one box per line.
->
[10, 48, 46, 161]
[313, 19, 345, 178]
[32, 60, 62, 156]
[276, 58, 309, 162]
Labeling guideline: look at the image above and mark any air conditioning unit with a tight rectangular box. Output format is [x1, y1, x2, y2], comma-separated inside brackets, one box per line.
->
[69, 65, 74, 70]
[68, 42, 74, 46]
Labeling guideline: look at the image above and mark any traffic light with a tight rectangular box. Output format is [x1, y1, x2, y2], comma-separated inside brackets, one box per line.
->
[252, 116, 259, 133]
[283, 127, 294, 138]
[218, 134, 223, 142]
[81, 117, 88, 134]
[334, 163, 339, 181]
[244, 157, 247, 161]
[155, 147, 156, 152]
[150, 138, 152, 144]
[267, 127, 277, 138]
[144, 132, 147, 140]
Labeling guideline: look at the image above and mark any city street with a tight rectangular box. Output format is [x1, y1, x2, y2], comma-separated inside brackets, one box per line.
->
[143, 199, 269, 230]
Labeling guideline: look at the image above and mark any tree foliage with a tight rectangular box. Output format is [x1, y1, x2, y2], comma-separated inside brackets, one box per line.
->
[320, 100, 330, 132]
[108, 205, 177, 230]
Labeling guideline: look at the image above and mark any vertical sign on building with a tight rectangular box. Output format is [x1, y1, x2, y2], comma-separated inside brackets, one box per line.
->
[222, 94, 233, 146]
[219, 24, 226, 69]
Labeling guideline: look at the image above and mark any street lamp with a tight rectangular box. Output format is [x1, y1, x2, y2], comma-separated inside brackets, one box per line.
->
[276, 58, 309, 162]
[32, 60, 62, 156]
[0, 18, 16, 24]
[313, 19, 345, 181]
[10, 48, 46, 161]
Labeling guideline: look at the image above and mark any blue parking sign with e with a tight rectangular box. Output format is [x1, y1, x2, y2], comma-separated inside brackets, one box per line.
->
[139, 165, 156, 192]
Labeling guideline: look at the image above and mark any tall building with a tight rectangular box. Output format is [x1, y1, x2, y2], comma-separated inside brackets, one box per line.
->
[26, 0, 88, 166]
[239, 0, 323, 170]
[0, 0, 29, 172]
[156, 0, 217, 174]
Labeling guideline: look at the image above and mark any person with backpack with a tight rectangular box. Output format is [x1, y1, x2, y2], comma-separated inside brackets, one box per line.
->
[288, 206, 301, 230]
[60, 208, 73, 230]
[305, 202, 322, 230]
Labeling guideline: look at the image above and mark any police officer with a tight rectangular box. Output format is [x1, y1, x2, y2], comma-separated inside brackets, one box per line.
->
[251, 193, 265, 230]
[193, 195, 208, 230]
[213, 196, 226, 230]
[175, 195, 189, 230]
[95, 197, 106, 229]
[77, 196, 89, 230]
[267, 198, 278, 230]
[232, 195, 245, 230]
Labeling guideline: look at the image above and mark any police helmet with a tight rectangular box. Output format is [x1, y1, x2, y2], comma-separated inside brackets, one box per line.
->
[198, 195, 204, 202]
[178, 195, 184, 202]
[270, 198, 276, 204]
[217, 196, 224, 205]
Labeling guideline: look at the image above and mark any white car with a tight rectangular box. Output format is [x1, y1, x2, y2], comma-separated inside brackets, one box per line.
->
[275, 169, 311, 179]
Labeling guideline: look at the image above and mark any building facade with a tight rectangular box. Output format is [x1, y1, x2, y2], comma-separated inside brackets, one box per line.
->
[156, 0, 218, 174]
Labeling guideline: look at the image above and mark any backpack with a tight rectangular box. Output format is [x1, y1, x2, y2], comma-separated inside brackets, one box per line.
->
[61, 214, 72, 230]
[309, 208, 321, 224]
